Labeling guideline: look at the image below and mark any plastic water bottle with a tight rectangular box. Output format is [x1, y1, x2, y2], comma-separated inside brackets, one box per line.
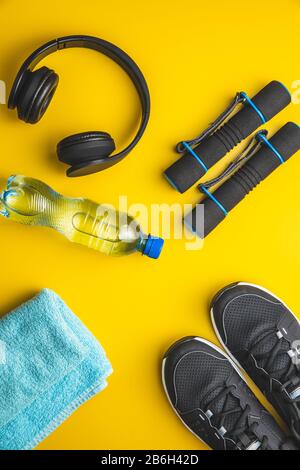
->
[0, 175, 164, 259]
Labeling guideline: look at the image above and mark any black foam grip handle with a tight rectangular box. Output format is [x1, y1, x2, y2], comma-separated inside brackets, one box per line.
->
[185, 122, 300, 238]
[164, 81, 291, 193]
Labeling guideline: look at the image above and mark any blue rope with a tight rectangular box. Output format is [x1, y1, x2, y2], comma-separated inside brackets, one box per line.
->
[200, 185, 228, 216]
[182, 141, 208, 173]
[257, 132, 285, 164]
[240, 92, 266, 124]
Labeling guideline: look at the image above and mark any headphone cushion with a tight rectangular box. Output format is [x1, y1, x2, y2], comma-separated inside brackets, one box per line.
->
[57, 131, 116, 166]
[17, 66, 59, 124]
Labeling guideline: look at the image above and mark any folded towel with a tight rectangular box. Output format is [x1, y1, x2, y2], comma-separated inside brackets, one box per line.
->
[0, 288, 112, 450]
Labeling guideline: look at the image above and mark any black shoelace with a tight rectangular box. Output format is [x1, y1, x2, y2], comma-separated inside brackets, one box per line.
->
[205, 384, 269, 450]
[250, 329, 300, 439]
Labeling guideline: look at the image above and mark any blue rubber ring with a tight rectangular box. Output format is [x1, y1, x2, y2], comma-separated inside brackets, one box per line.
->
[240, 92, 266, 124]
[201, 185, 228, 216]
[257, 132, 285, 164]
[183, 142, 208, 173]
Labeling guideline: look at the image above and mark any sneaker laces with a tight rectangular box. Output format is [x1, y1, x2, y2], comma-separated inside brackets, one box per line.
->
[205, 384, 269, 450]
[250, 328, 300, 438]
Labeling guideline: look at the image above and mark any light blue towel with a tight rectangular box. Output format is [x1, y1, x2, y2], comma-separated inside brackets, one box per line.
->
[0, 288, 112, 450]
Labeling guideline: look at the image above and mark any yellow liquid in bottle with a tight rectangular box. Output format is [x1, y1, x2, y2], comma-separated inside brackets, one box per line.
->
[0, 175, 160, 257]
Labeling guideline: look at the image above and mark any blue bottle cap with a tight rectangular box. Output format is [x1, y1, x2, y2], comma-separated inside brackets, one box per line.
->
[143, 235, 164, 259]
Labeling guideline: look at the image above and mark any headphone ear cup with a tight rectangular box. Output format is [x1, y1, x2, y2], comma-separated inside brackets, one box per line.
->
[57, 131, 116, 175]
[16, 66, 59, 124]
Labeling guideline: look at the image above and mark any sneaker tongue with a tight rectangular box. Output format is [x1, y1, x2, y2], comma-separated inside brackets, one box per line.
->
[203, 387, 246, 435]
[203, 387, 263, 448]
[252, 331, 291, 381]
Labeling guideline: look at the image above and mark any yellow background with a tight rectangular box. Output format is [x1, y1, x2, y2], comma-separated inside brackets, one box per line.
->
[0, 0, 299, 450]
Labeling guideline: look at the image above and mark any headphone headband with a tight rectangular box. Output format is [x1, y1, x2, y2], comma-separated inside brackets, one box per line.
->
[8, 35, 150, 164]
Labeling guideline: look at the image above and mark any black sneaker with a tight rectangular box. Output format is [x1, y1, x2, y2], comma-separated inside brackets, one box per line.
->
[162, 337, 296, 450]
[211, 282, 300, 444]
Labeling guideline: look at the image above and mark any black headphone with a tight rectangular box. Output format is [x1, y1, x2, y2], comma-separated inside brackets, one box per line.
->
[8, 35, 151, 177]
